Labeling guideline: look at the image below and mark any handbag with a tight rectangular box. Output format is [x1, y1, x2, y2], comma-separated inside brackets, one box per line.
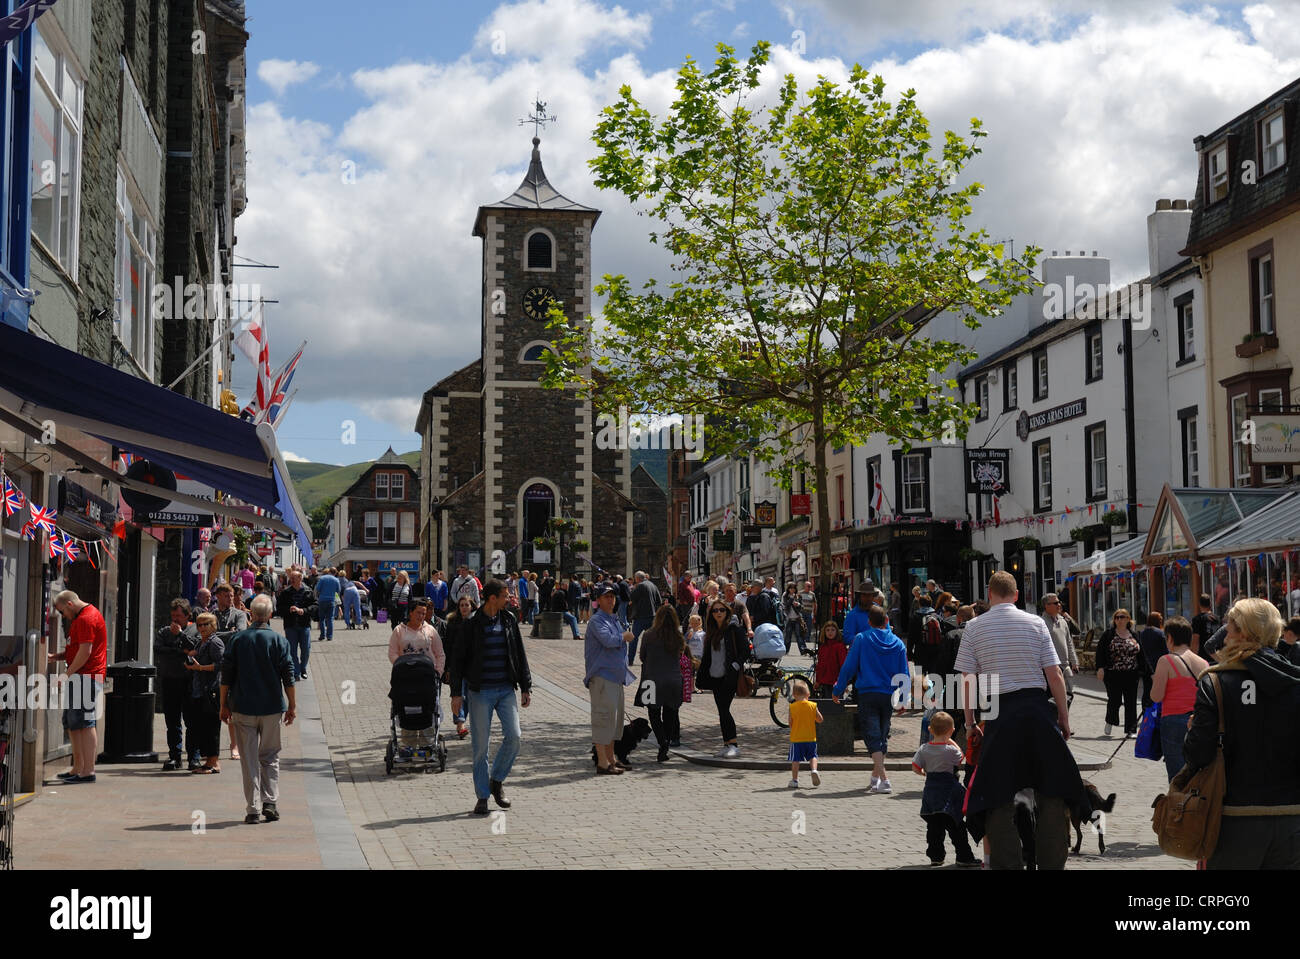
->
[1134, 701, 1162, 760]
[1151, 672, 1226, 861]
[736, 669, 756, 697]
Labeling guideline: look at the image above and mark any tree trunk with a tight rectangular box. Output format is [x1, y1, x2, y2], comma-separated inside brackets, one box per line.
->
[812, 392, 834, 623]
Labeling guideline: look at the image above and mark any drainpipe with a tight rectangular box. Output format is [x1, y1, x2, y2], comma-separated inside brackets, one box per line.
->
[1193, 255, 1217, 485]
[1123, 290, 1138, 539]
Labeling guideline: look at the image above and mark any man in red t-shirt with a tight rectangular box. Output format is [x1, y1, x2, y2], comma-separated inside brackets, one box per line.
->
[48, 589, 108, 783]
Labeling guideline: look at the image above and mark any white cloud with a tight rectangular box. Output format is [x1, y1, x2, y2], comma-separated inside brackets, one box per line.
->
[474, 0, 651, 65]
[281, 450, 310, 462]
[257, 59, 321, 96]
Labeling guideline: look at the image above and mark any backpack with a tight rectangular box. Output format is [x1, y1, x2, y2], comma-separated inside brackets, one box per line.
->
[922, 611, 944, 646]
[1151, 672, 1226, 861]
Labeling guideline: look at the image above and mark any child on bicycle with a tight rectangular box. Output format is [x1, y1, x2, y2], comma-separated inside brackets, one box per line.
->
[787, 678, 823, 788]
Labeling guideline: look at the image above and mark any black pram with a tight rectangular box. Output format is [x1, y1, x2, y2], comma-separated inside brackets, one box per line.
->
[384, 653, 448, 774]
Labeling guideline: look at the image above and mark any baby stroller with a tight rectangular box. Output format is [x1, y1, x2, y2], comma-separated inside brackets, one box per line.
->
[384, 654, 448, 774]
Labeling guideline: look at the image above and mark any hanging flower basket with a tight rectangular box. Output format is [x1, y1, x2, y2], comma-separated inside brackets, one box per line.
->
[570, 539, 590, 553]
[547, 517, 578, 535]
[1019, 536, 1041, 551]
[1101, 509, 1128, 528]
[533, 536, 557, 551]
[1069, 526, 1090, 542]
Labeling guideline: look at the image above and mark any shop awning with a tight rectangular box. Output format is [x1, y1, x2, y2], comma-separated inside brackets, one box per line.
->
[1066, 533, 1146, 575]
[0, 323, 313, 564]
[1197, 489, 1300, 559]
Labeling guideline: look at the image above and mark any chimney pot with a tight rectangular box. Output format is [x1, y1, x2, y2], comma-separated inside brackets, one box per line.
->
[1156, 198, 1173, 210]
[1173, 199, 1188, 210]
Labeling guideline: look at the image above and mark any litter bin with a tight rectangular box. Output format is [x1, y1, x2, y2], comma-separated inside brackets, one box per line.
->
[98, 660, 159, 764]
[814, 698, 857, 755]
[536, 612, 563, 640]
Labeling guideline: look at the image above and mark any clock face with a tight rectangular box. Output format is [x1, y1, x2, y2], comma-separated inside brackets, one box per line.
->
[522, 286, 556, 321]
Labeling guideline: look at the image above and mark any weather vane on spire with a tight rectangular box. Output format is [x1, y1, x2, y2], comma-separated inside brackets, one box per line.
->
[519, 94, 557, 139]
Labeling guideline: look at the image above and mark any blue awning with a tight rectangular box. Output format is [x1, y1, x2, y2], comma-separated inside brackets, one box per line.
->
[0, 323, 313, 564]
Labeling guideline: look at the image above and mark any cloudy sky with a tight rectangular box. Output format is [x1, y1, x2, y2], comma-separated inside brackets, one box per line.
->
[238, 0, 1300, 464]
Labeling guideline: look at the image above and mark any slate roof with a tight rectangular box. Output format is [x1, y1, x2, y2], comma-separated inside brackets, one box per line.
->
[473, 137, 600, 236]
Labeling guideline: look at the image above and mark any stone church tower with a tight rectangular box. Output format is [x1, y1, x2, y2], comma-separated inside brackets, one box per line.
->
[416, 136, 638, 579]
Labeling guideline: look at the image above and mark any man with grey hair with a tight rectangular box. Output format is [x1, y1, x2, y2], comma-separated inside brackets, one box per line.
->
[221, 593, 296, 824]
[1041, 593, 1078, 706]
[193, 587, 214, 615]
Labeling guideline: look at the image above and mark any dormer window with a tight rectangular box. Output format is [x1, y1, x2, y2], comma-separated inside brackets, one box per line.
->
[525, 229, 554, 270]
[1207, 143, 1229, 203]
[1262, 110, 1285, 174]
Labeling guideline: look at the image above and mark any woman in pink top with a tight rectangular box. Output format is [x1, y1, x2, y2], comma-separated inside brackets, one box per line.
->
[1149, 616, 1209, 781]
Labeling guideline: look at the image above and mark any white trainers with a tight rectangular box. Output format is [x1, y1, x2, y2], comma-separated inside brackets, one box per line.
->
[869, 775, 880, 791]
[715, 746, 731, 758]
[788, 778, 800, 788]
[723, 744, 740, 759]
[870, 779, 892, 794]
[810, 770, 821, 787]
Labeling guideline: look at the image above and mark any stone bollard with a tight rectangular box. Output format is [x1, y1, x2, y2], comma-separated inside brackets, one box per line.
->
[814, 699, 857, 755]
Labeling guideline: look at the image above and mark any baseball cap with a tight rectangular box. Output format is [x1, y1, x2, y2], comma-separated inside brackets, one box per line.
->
[590, 582, 615, 598]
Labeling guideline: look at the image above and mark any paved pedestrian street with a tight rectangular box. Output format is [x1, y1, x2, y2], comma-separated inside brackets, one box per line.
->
[18, 619, 1191, 870]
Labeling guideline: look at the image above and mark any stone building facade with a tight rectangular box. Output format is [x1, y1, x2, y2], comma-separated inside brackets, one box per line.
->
[416, 136, 642, 578]
[324, 448, 421, 580]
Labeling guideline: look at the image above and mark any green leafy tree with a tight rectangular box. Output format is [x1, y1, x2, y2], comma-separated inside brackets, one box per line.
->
[544, 41, 1038, 595]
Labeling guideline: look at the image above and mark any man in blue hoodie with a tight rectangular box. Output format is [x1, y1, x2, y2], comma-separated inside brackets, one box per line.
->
[833, 605, 909, 794]
[842, 582, 875, 650]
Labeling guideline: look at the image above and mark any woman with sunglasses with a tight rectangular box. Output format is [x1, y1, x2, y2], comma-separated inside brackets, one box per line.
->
[1095, 607, 1142, 736]
[696, 602, 748, 758]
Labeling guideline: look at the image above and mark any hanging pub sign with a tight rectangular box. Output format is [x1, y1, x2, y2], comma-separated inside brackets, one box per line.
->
[790, 494, 811, 516]
[712, 529, 736, 552]
[965, 449, 1011, 494]
[1249, 411, 1300, 464]
[741, 524, 762, 546]
[754, 500, 777, 527]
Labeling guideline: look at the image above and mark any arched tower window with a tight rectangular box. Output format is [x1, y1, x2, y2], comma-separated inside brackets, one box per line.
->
[525, 229, 555, 270]
[519, 342, 551, 363]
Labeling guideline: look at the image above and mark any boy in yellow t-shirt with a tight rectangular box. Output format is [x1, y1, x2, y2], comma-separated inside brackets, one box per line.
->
[787, 678, 823, 788]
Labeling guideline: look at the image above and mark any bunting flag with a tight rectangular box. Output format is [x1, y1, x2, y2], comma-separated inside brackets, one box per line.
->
[60, 533, 80, 562]
[0, 0, 61, 49]
[27, 501, 56, 536]
[3, 472, 25, 516]
[48, 531, 66, 561]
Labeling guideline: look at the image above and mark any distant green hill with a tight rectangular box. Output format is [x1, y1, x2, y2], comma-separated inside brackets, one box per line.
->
[288, 446, 669, 514]
[288, 452, 420, 512]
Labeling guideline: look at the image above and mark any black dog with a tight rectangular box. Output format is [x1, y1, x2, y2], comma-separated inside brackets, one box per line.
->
[590, 718, 652, 768]
[1015, 782, 1118, 867]
[1072, 781, 1116, 855]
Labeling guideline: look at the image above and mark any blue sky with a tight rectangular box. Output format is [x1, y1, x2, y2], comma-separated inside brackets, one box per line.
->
[233, 0, 1295, 465]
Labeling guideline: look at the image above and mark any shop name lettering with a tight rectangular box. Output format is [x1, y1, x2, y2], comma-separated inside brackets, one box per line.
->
[1027, 399, 1086, 432]
[50, 889, 151, 939]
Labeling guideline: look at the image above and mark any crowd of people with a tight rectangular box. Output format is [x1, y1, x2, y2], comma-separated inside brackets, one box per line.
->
[42, 549, 1300, 866]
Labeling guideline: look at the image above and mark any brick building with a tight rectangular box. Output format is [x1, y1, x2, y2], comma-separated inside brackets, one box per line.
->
[324, 448, 421, 581]
[416, 135, 642, 578]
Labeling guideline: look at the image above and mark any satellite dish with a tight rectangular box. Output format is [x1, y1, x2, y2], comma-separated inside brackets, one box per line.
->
[120, 459, 177, 514]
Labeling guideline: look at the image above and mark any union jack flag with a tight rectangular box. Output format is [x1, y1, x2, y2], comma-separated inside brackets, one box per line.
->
[3, 473, 24, 517]
[48, 531, 66, 560]
[61, 533, 80, 562]
[28, 502, 56, 536]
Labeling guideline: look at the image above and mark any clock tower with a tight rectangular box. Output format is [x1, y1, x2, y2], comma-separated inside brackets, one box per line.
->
[466, 134, 629, 572]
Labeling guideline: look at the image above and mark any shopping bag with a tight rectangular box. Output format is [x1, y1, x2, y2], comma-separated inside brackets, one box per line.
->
[1134, 701, 1162, 760]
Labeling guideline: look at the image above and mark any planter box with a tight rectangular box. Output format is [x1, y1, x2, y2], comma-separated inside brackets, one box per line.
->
[1236, 333, 1278, 358]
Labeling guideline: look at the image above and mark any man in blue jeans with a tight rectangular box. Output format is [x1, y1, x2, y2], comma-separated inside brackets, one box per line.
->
[833, 605, 909, 794]
[449, 579, 532, 815]
[314, 567, 342, 641]
[276, 568, 317, 680]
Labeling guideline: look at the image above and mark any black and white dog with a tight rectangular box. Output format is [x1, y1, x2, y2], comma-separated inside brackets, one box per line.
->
[590, 717, 652, 768]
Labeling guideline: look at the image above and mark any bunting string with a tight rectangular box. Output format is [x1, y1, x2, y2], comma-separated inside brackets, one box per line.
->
[0, 467, 112, 567]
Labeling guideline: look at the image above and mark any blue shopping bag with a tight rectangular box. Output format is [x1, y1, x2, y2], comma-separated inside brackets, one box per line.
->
[1134, 701, 1162, 760]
